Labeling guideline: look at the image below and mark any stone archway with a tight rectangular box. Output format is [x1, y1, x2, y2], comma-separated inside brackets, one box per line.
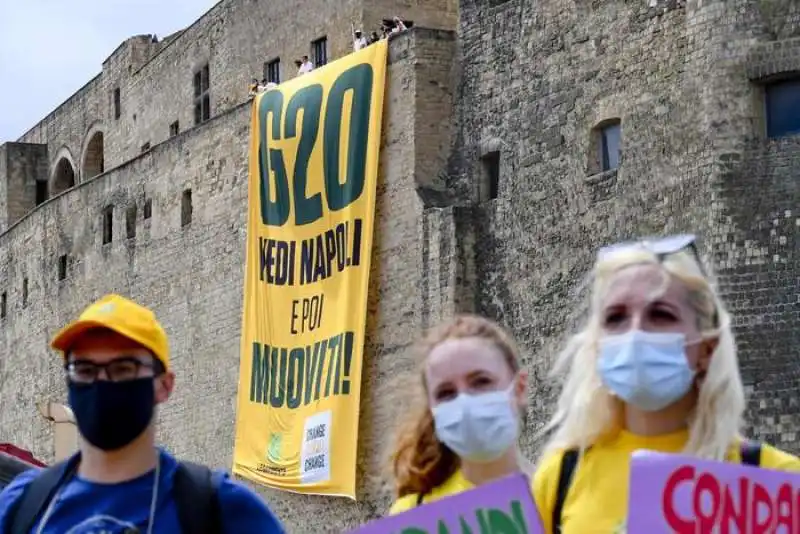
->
[52, 158, 76, 196]
[82, 130, 105, 180]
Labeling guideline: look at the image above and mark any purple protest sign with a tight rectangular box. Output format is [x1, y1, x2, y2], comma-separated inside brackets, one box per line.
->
[350, 473, 543, 534]
[628, 450, 800, 533]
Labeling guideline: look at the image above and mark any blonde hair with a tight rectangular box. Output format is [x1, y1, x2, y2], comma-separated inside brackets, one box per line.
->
[540, 247, 745, 461]
[390, 315, 522, 498]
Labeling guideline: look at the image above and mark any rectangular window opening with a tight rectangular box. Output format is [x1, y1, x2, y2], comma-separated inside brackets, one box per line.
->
[766, 79, 800, 139]
[265, 59, 281, 84]
[35, 180, 48, 206]
[58, 255, 67, 281]
[193, 64, 211, 125]
[181, 189, 193, 227]
[22, 278, 28, 307]
[170, 121, 180, 137]
[481, 151, 501, 201]
[1, 291, 6, 319]
[143, 198, 152, 220]
[113, 88, 121, 120]
[312, 37, 328, 68]
[103, 206, 114, 245]
[600, 122, 622, 172]
[126, 205, 137, 239]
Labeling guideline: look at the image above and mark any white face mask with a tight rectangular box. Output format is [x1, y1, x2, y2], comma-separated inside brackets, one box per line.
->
[431, 382, 520, 463]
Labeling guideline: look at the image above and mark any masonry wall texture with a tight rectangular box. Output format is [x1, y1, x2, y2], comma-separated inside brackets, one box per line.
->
[1, 0, 800, 531]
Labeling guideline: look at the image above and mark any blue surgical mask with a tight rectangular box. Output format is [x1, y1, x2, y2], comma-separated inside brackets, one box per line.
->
[432, 383, 519, 462]
[597, 330, 696, 412]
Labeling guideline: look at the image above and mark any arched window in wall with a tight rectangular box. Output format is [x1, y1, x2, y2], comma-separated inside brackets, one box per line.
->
[52, 158, 76, 196]
[82, 131, 105, 180]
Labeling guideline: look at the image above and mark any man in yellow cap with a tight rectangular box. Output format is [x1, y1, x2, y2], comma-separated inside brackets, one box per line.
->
[0, 294, 285, 533]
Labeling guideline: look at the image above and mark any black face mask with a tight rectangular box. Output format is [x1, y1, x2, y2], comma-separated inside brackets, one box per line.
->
[68, 377, 155, 451]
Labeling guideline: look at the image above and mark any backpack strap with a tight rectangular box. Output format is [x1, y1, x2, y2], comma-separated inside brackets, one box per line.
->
[740, 440, 762, 467]
[7, 454, 81, 534]
[173, 461, 224, 534]
[552, 448, 580, 534]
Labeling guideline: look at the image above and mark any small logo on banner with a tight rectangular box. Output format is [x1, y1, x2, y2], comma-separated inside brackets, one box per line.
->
[267, 432, 282, 463]
[301, 410, 332, 484]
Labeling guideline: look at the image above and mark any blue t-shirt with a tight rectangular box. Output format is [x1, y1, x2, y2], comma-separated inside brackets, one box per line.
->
[0, 450, 284, 533]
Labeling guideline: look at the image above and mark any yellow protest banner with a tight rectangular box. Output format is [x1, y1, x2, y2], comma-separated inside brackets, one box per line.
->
[233, 40, 388, 499]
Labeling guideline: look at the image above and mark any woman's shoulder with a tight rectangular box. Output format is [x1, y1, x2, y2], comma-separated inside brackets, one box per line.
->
[389, 493, 420, 515]
[758, 442, 800, 472]
[388, 469, 471, 515]
[530, 447, 576, 513]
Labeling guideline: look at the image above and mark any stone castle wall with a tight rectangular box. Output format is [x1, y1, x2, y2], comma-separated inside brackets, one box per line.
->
[443, 0, 800, 450]
[0, 24, 457, 531]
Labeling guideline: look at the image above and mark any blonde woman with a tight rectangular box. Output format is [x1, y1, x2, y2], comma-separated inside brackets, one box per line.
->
[532, 234, 800, 533]
[388, 315, 532, 513]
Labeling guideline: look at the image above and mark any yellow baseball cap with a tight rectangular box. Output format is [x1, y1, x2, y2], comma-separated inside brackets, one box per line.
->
[50, 294, 170, 370]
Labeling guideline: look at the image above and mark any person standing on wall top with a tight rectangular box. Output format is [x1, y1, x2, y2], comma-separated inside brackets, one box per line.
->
[0, 294, 286, 534]
[531, 235, 800, 534]
[387, 315, 534, 514]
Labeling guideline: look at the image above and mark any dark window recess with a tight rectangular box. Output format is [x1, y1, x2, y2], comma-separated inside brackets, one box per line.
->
[1, 292, 6, 319]
[312, 37, 328, 67]
[599, 121, 622, 172]
[481, 151, 501, 201]
[169, 121, 180, 137]
[766, 79, 800, 139]
[126, 205, 137, 239]
[35, 180, 48, 206]
[265, 58, 280, 84]
[193, 64, 211, 125]
[113, 88, 121, 120]
[58, 255, 67, 281]
[143, 198, 152, 220]
[181, 189, 193, 227]
[22, 278, 28, 307]
[103, 206, 113, 244]
[141, 142, 151, 153]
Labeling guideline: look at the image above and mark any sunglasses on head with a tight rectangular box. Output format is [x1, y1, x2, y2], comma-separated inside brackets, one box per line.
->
[598, 233, 719, 326]
[597, 234, 704, 272]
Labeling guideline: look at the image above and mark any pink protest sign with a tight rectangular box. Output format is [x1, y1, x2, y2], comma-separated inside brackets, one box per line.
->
[350, 473, 543, 534]
[628, 450, 800, 533]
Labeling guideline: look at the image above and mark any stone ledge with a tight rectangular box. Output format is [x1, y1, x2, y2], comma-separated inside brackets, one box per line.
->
[746, 37, 800, 81]
[584, 168, 618, 185]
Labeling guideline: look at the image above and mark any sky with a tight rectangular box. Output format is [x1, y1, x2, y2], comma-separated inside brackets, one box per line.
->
[0, 0, 220, 141]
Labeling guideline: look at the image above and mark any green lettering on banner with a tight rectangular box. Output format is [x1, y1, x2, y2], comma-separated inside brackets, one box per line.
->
[286, 347, 305, 409]
[248, 333, 355, 409]
[509, 501, 529, 534]
[257, 64, 374, 227]
[258, 90, 290, 226]
[458, 517, 474, 534]
[486, 508, 521, 534]
[324, 64, 372, 212]
[285, 84, 323, 226]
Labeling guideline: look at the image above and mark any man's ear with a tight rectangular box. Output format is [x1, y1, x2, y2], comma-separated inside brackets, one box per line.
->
[697, 337, 719, 374]
[154, 372, 175, 404]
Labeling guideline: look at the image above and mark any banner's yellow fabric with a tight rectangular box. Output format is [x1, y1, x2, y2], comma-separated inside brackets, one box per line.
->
[233, 40, 388, 498]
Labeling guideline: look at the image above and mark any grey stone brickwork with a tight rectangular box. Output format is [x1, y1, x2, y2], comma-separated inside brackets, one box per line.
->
[9, 0, 452, 229]
[1, 0, 800, 531]
[445, 0, 800, 452]
[0, 24, 456, 531]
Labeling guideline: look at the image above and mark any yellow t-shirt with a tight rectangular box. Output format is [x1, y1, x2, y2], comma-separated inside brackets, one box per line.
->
[532, 429, 800, 534]
[389, 469, 475, 515]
